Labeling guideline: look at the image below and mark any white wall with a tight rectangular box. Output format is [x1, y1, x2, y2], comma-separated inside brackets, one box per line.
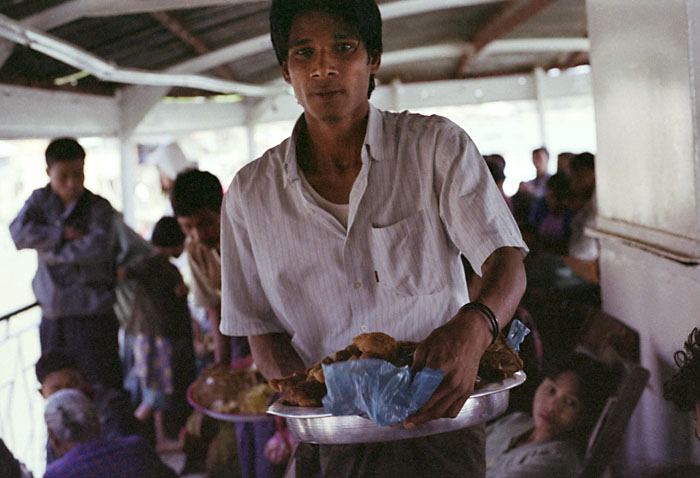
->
[588, 0, 700, 469]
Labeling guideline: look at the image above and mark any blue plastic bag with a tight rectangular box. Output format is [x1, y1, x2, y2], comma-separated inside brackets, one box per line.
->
[506, 319, 530, 353]
[321, 358, 444, 427]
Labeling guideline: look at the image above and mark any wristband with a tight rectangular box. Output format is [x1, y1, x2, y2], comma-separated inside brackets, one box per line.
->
[461, 302, 499, 345]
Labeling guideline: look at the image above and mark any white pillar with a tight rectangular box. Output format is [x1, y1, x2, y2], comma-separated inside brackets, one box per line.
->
[119, 136, 137, 226]
[533, 66, 549, 148]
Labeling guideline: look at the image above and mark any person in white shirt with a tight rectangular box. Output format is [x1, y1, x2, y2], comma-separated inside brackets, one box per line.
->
[220, 1, 527, 476]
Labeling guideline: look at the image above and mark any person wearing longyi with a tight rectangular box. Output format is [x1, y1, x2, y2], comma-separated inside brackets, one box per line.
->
[219, 0, 527, 476]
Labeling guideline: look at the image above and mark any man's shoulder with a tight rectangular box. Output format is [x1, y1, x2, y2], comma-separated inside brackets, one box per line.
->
[81, 188, 114, 211]
[377, 107, 462, 134]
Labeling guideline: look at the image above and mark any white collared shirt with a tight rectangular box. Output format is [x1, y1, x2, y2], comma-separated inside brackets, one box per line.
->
[221, 104, 526, 366]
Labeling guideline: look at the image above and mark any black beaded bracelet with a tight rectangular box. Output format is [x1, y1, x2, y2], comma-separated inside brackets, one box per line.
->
[460, 302, 499, 345]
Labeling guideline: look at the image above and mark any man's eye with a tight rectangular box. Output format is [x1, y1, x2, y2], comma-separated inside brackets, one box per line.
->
[335, 42, 357, 53]
[292, 48, 313, 57]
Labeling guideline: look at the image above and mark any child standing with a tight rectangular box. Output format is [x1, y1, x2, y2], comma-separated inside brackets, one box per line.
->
[118, 216, 196, 452]
[10, 137, 122, 390]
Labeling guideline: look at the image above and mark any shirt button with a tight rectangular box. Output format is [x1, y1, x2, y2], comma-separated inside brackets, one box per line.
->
[55, 220, 61, 226]
[353, 282, 362, 289]
[361, 325, 368, 332]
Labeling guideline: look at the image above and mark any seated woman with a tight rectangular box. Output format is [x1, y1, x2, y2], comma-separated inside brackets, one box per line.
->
[486, 353, 620, 478]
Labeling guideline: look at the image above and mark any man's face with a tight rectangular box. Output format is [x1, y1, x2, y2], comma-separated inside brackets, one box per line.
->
[532, 151, 549, 177]
[39, 368, 88, 398]
[46, 159, 85, 205]
[281, 11, 380, 125]
[177, 208, 220, 249]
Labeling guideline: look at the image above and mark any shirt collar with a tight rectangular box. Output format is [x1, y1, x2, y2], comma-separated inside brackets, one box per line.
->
[282, 103, 385, 189]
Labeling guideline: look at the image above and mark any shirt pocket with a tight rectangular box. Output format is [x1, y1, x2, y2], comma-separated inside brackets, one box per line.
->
[369, 208, 448, 296]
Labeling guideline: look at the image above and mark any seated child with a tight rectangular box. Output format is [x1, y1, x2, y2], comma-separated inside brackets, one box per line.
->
[486, 353, 620, 478]
[118, 216, 196, 452]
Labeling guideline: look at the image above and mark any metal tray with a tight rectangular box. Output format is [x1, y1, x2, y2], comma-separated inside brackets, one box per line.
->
[186, 382, 274, 423]
[267, 370, 526, 443]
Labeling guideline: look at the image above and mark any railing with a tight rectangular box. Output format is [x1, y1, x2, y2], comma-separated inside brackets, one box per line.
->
[0, 301, 45, 476]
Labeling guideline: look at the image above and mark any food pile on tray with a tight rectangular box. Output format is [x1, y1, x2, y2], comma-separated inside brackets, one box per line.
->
[270, 331, 523, 408]
[189, 363, 274, 415]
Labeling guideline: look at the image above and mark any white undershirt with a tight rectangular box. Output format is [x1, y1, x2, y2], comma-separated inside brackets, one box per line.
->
[298, 167, 350, 229]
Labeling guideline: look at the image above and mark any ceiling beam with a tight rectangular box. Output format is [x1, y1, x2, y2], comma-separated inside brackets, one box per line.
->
[381, 38, 589, 69]
[456, 0, 559, 77]
[149, 11, 237, 81]
[380, 0, 504, 20]
[0, 13, 283, 96]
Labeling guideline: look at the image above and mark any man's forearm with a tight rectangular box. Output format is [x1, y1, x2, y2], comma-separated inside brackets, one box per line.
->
[470, 246, 526, 332]
[248, 333, 305, 381]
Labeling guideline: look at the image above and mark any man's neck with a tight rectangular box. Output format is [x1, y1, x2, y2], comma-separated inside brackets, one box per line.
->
[300, 112, 368, 174]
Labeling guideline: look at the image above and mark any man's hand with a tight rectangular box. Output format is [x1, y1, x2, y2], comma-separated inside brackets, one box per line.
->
[63, 226, 85, 241]
[404, 246, 526, 429]
[404, 308, 492, 429]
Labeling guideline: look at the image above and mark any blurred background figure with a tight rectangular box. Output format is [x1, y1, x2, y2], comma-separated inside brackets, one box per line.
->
[519, 147, 551, 198]
[566, 152, 598, 263]
[1, 438, 33, 478]
[118, 216, 196, 453]
[528, 173, 573, 255]
[44, 388, 177, 478]
[557, 152, 575, 177]
[148, 141, 196, 198]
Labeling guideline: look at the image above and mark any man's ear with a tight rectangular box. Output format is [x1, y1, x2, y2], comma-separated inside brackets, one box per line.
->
[46, 167, 50, 178]
[368, 50, 381, 74]
[39, 386, 48, 399]
[281, 61, 292, 84]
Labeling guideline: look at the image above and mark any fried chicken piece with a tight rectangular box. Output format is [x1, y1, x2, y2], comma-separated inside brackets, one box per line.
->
[476, 334, 524, 387]
[269, 371, 306, 393]
[281, 379, 327, 407]
[352, 332, 399, 363]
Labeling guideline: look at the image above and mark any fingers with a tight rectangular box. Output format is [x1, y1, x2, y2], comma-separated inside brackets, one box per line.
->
[403, 373, 474, 429]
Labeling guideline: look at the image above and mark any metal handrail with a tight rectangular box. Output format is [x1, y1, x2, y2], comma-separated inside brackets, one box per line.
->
[0, 301, 43, 475]
[0, 301, 39, 322]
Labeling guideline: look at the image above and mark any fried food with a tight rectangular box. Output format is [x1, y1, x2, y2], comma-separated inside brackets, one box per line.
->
[352, 332, 399, 362]
[273, 331, 523, 407]
[190, 363, 273, 414]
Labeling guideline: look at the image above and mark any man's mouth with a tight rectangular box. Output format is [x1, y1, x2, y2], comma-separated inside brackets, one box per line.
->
[314, 90, 343, 99]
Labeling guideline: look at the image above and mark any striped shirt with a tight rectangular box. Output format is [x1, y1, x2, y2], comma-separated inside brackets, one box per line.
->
[221, 105, 526, 366]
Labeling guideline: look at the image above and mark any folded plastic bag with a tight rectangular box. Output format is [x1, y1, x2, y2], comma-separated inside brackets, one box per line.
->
[321, 358, 444, 427]
[506, 319, 530, 353]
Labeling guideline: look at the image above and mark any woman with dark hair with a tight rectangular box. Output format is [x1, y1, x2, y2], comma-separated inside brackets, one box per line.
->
[663, 327, 700, 440]
[485, 353, 620, 478]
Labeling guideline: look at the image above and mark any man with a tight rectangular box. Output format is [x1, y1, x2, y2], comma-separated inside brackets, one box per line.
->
[521, 146, 551, 198]
[170, 169, 237, 364]
[10, 138, 121, 390]
[43, 389, 176, 478]
[170, 169, 282, 478]
[567, 152, 598, 262]
[220, 1, 527, 476]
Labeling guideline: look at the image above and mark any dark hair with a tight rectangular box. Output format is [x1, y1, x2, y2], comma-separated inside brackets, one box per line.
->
[486, 160, 505, 184]
[532, 146, 549, 158]
[543, 353, 621, 446]
[484, 153, 506, 170]
[269, 0, 382, 98]
[45, 137, 85, 167]
[546, 172, 571, 199]
[35, 349, 81, 384]
[151, 216, 186, 247]
[570, 152, 595, 172]
[663, 327, 700, 412]
[170, 169, 223, 217]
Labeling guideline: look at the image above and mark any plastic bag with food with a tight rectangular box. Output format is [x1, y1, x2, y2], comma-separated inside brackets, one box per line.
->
[321, 358, 443, 427]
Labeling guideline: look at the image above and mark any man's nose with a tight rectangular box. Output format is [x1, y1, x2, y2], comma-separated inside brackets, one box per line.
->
[311, 49, 337, 78]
